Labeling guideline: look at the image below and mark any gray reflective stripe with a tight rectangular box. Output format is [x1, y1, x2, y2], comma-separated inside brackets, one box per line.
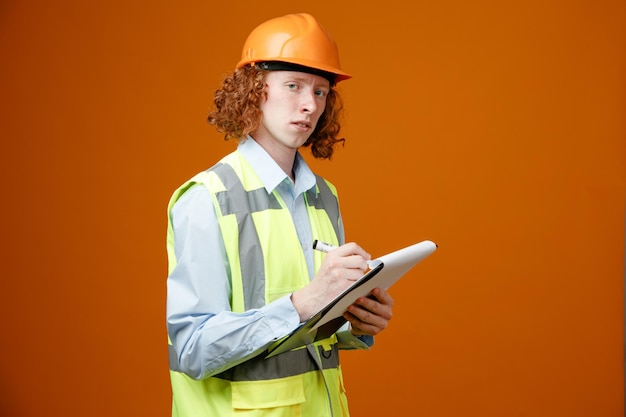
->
[168, 340, 340, 377]
[306, 175, 340, 240]
[214, 344, 339, 381]
[168, 344, 181, 372]
[211, 163, 281, 310]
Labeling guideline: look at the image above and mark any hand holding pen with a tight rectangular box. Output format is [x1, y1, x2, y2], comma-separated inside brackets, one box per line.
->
[312, 240, 394, 336]
[290, 241, 372, 321]
[313, 240, 376, 270]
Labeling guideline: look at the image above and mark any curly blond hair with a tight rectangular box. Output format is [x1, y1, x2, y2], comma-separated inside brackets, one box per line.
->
[207, 65, 345, 159]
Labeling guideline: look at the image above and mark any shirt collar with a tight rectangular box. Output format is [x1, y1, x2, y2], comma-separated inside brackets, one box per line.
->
[238, 137, 317, 195]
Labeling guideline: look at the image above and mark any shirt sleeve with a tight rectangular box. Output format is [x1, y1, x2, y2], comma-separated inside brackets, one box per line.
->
[336, 323, 374, 350]
[166, 184, 301, 380]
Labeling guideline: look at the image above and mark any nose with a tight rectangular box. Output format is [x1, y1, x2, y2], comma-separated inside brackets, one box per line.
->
[300, 90, 318, 114]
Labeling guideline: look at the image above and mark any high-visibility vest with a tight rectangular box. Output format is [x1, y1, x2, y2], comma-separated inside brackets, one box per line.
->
[166, 150, 350, 417]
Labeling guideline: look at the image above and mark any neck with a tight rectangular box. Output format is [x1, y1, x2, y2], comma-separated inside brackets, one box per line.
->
[250, 135, 297, 181]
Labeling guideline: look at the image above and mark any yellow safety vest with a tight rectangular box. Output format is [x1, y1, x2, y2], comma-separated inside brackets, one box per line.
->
[166, 150, 350, 417]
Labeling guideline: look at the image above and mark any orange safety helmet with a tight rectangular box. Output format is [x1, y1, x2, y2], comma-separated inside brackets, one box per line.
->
[236, 13, 352, 83]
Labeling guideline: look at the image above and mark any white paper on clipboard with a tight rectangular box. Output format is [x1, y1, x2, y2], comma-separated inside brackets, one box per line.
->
[266, 240, 437, 358]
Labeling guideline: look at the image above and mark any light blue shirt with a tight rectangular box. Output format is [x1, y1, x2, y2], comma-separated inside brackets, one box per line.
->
[167, 138, 370, 380]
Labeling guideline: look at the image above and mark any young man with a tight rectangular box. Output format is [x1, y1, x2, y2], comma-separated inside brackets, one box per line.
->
[166, 13, 394, 417]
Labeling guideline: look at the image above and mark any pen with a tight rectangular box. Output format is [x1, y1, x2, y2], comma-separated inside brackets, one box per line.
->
[312, 239, 337, 253]
[312, 240, 376, 269]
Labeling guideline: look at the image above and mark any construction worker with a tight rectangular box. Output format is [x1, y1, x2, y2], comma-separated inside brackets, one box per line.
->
[166, 13, 394, 417]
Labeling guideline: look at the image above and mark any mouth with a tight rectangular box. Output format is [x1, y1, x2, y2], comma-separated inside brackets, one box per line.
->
[292, 121, 312, 130]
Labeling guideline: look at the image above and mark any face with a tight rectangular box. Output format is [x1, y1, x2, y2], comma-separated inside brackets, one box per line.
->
[252, 70, 330, 156]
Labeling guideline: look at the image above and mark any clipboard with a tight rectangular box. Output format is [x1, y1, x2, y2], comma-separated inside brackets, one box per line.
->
[266, 239, 437, 358]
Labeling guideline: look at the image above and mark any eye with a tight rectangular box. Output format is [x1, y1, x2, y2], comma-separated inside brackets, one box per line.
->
[287, 83, 298, 90]
[315, 89, 328, 98]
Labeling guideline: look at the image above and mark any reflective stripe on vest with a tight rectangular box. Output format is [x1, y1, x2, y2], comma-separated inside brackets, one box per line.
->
[168, 343, 339, 380]
[305, 177, 341, 241]
[211, 162, 281, 310]
[215, 344, 339, 381]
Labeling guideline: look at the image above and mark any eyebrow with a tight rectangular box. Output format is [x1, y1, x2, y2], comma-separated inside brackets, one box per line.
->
[281, 73, 330, 89]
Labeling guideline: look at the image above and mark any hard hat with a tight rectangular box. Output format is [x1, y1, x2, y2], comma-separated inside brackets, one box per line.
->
[236, 13, 352, 83]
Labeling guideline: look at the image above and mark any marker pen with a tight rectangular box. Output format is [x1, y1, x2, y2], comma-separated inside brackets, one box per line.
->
[312, 239, 337, 253]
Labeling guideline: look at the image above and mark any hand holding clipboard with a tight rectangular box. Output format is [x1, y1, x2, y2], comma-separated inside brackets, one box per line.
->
[266, 239, 437, 358]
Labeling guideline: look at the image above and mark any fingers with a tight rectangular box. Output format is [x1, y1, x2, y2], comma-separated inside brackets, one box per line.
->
[315, 243, 370, 285]
[298, 244, 371, 319]
[344, 308, 388, 336]
[368, 287, 394, 309]
[344, 288, 394, 336]
[326, 242, 371, 271]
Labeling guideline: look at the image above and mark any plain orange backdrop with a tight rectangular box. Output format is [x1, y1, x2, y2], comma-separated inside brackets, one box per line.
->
[1, 1, 624, 416]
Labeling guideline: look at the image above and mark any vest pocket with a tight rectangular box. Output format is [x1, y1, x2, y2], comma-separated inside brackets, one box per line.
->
[231, 375, 305, 416]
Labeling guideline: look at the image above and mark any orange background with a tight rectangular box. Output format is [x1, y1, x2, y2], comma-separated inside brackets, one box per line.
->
[1, 1, 624, 416]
